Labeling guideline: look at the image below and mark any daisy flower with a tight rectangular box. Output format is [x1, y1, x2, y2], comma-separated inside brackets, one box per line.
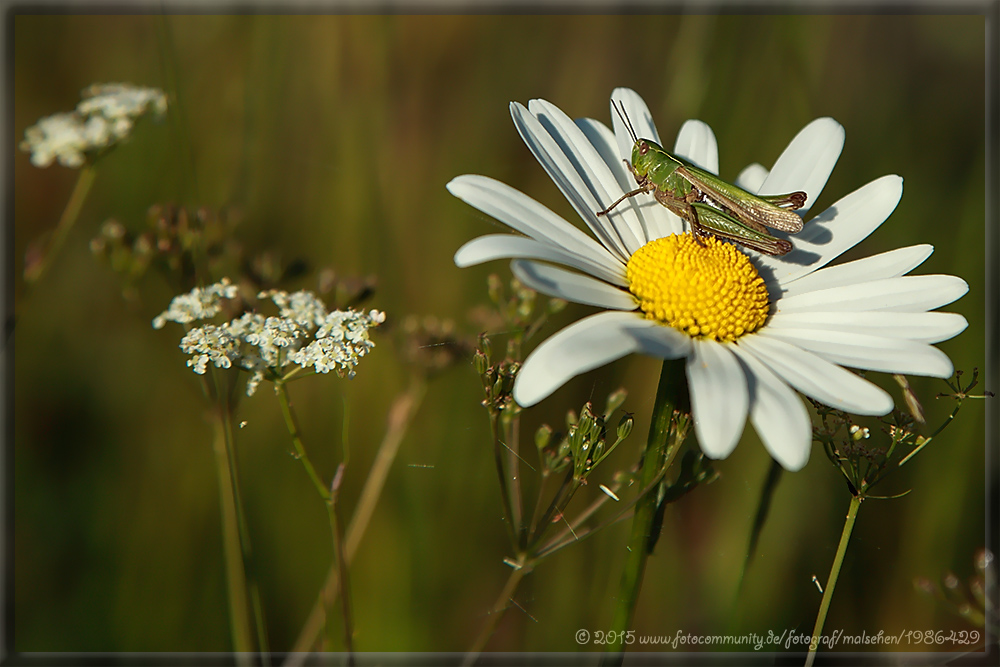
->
[449, 88, 968, 471]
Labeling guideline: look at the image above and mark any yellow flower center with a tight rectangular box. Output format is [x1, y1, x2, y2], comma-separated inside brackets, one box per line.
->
[626, 234, 770, 342]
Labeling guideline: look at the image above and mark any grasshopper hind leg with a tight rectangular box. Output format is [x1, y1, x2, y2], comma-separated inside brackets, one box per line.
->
[687, 207, 711, 248]
[651, 187, 708, 246]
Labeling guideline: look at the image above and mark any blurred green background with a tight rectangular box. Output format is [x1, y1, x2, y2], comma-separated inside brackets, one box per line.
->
[13, 14, 989, 656]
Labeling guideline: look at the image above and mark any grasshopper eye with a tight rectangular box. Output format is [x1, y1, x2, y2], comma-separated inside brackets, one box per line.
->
[637, 141, 649, 156]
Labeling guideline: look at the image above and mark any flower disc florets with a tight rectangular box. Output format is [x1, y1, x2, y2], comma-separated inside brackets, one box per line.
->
[626, 233, 770, 342]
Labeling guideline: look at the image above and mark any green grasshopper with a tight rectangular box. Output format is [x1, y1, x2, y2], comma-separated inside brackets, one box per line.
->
[597, 102, 807, 256]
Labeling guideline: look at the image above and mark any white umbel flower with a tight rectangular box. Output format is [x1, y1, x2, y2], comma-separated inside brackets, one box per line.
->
[180, 324, 240, 374]
[20, 82, 167, 168]
[260, 288, 330, 328]
[76, 83, 168, 136]
[154, 279, 384, 396]
[20, 112, 112, 168]
[450, 88, 968, 471]
[152, 278, 238, 329]
[288, 309, 384, 377]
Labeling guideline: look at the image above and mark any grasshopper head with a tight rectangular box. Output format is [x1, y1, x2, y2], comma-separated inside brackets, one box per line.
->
[630, 139, 675, 179]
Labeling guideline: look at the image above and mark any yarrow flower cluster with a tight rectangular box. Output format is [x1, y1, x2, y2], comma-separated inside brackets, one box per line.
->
[451, 87, 968, 471]
[152, 278, 239, 329]
[154, 279, 385, 396]
[20, 82, 168, 168]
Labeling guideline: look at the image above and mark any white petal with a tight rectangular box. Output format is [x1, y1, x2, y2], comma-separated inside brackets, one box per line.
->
[777, 244, 934, 298]
[454, 234, 627, 286]
[529, 98, 652, 255]
[510, 260, 637, 310]
[735, 163, 769, 193]
[447, 174, 625, 274]
[606, 89, 706, 241]
[736, 333, 894, 415]
[511, 101, 631, 261]
[775, 274, 969, 314]
[673, 120, 719, 174]
[685, 340, 748, 460]
[757, 175, 904, 286]
[759, 328, 956, 378]
[514, 311, 686, 407]
[766, 311, 968, 344]
[576, 117, 680, 242]
[728, 344, 812, 471]
[757, 117, 845, 214]
[519, 99, 654, 259]
[574, 118, 635, 195]
[625, 322, 693, 360]
[610, 87, 662, 159]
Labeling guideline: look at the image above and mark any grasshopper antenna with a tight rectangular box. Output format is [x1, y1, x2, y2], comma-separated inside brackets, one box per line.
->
[612, 99, 638, 144]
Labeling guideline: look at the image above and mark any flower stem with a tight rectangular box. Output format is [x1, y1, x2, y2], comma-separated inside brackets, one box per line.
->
[605, 357, 688, 658]
[24, 164, 96, 283]
[804, 493, 862, 667]
[210, 413, 255, 661]
[490, 406, 520, 549]
[501, 409, 525, 548]
[275, 380, 355, 656]
[284, 380, 425, 661]
[461, 559, 532, 666]
[210, 385, 271, 663]
[327, 464, 355, 658]
[275, 381, 330, 502]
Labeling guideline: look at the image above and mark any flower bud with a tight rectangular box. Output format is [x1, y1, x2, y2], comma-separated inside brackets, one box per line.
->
[617, 413, 634, 441]
[478, 332, 492, 364]
[576, 403, 595, 437]
[535, 424, 553, 452]
[473, 350, 488, 376]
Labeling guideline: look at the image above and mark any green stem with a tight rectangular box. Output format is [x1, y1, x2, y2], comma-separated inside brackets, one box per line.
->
[210, 414, 255, 661]
[898, 396, 965, 467]
[216, 384, 270, 663]
[490, 407, 519, 549]
[528, 469, 576, 546]
[284, 382, 425, 661]
[501, 410, 525, 549]
[526, 471, 553, 543]
[327, 465, 355, 659]
[24, 165, 97, 283]
[275, 381, 330, 502]
[274, 380, 355, 655]
[804, 494, 862, 667]
[534, 465, 640, 558]
[605, 358, 688, 658]
[461, 559, 532, 666]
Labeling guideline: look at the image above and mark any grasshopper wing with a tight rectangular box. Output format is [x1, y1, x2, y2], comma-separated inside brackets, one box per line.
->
[691, 203, 793, 256]
[678, 163, 806, 234]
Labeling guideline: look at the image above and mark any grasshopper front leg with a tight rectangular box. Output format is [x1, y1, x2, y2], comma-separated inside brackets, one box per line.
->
[596, 161, 657, 217]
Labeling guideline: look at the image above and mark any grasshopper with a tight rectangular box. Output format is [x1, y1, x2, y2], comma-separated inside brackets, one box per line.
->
[598, 102, 807, 256]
